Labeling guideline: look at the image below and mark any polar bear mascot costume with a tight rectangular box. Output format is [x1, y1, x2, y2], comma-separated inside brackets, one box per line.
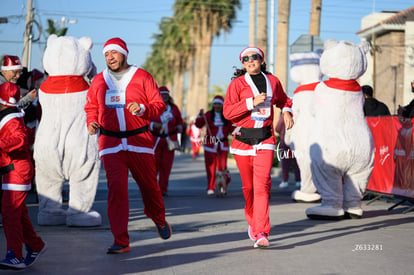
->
[305, 39, 374, 220]
[287, 50, 323, 203]
[34, 34, 101, 226]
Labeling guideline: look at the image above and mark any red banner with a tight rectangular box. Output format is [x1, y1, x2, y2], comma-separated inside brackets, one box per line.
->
[366, 116, 414, 198]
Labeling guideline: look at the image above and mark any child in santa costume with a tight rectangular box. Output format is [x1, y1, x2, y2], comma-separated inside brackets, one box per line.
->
[196, 95, 233, 196]
[0, 82, 46, 270]
[186, 117, 201, 159]
[223, 47, 293, 248]
[150, 86, 183, 196]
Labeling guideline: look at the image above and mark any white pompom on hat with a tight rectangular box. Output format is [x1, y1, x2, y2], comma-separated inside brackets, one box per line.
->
[102, 37, 129, 57]
[1, 55, 23, 71]
[0, 82, 20, 107]
[239, 47, 264, 61]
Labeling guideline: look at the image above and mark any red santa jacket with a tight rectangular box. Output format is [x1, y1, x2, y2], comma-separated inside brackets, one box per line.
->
[85, 67, 166, 156]
[0, 108, 33, 191]
[223, 72, 292, 156]
[195, 110, 233, 153]
[150, 103, 183, 142]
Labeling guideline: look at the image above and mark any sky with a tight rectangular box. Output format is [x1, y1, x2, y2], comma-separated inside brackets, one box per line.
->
[1, 0, 413, 95]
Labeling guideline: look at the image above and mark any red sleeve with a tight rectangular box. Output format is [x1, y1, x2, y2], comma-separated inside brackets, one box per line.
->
[84, 73, 103, 128]
[195, 114, 206, 128]
[0, 119, 26, 153]
[173, 104, 184, 132]
[271, 76, 292, 111]
[223, 78, 251, 122]
[137, 71, 166, 120]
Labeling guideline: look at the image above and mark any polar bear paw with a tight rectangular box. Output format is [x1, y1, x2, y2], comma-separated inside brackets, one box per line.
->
[66, 210, 102, 227]
[38, 210, 67, 226]
[344, 207, 363, 219]
[292, 190, 321, 203]
[306, 205, 344, 220]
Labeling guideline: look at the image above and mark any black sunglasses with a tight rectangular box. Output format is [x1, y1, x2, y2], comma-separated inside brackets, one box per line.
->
[241, 54, 261, 63]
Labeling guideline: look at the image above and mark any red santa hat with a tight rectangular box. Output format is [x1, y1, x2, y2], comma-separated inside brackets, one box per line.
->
[212, 95, 224, 105]
[0, 82, 20, 107]
[1, 55, 23, 71]
[159, 86, 170, 95]
[239, 47, 264, 61]
[102, 37, 129, 57]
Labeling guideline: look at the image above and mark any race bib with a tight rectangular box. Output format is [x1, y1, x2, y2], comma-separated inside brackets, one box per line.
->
[161, 111, 174, 123]
[251, 98, 271, 121]
[105, 89, 126, 108]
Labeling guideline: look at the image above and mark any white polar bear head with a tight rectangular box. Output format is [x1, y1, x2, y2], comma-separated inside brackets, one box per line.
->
[290, 50, 323, 85]
[43, 34, 94, 77]
[320, 39, 369, 80]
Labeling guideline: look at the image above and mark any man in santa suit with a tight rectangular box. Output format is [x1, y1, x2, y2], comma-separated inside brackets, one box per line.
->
[223, 47, 293, 248]
[195, 95, 233, 196]
[85, 37, 172, 254]
[150, 86, 183, 196]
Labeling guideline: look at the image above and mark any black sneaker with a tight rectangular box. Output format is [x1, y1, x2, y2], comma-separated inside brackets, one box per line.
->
[0, 251, 26, 270]
[156, 221, 172, 240]
[106, 244, 131, 254]
[24, 242, 48, 267]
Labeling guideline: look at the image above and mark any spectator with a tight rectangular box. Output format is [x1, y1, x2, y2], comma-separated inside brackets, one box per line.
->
[362, 85, 391, 116]
[275, 113, 301, 188]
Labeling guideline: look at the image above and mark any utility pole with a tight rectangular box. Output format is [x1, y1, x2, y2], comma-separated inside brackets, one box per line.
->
[309, 0, 322, 36]
[276, 0, 291, 90]
[22, 0, 34, 70]
[249, 0, 256, 46]
[269, 0, 275, 74]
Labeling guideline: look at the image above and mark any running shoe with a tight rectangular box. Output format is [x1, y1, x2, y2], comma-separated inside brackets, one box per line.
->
[24, 242, 48, 267]
[0, 251, 26, 269]
[106, 244, 131, 254]
[156, 221, 172, 240]
[254, 233, 269, 248]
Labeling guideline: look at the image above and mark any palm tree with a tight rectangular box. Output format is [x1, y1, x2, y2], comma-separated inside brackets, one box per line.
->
[257, 0, 267, 54]
[173, 0, 241, 118]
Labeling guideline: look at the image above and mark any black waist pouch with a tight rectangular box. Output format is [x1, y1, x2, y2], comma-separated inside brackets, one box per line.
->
[235, 125, 272, 145]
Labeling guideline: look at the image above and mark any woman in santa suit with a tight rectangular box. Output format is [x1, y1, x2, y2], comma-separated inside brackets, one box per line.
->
[195, 95, 233, 196]
[150, 86, 183, 196]
[223, 47, 293, 248]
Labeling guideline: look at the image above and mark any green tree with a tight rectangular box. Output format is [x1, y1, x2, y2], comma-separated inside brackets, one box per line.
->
[45, 19, 67, 36]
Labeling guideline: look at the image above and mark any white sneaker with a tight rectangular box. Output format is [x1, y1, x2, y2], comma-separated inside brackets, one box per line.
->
[207, 190, 215, 196]
[279, 181, 289, 188]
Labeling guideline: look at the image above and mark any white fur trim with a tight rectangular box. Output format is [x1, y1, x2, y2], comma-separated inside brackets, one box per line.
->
[103, 44, 128, 56]
[1, 64, 23, 71]
[240, 48, 263, 58]
[212, 98, 224, 104]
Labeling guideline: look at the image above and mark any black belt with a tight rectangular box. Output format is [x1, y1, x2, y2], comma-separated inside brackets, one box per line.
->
[235, 125, 272, 145]
[100, 125, 148, 138]
[0, 164, 14, 175]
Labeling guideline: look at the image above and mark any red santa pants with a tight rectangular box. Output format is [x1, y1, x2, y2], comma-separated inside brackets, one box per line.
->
[204, 148, 228, 191]
[102, 151, 166, 247]
[154, 138, 175, 194]
[234, 149, 273, 237]
[1, 189, 44, 259]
